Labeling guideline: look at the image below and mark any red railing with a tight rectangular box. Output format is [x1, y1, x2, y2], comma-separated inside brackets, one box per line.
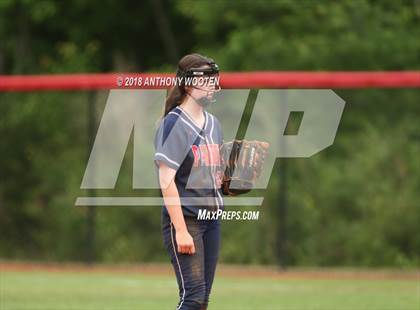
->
[0, 71, 419, 91]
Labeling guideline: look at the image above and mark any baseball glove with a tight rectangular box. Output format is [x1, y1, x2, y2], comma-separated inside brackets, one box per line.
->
[220, 139, 269, 196]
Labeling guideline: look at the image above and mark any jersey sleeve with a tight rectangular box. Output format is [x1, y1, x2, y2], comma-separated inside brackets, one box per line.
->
[154, 115, 190, 170]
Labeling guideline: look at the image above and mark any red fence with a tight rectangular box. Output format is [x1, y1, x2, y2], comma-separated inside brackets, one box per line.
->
[0, 71, 419, 91]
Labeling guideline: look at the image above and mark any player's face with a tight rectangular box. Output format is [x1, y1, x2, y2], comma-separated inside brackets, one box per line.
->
[191, 76, 219, 98]
[184, 64, 220, 108]
[189, 64, 220, 101]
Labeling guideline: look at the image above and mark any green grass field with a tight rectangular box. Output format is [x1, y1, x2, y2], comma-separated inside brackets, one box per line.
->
[1, 265, 418, 310]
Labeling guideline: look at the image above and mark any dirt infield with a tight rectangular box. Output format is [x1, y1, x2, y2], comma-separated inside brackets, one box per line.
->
[1, 261, 418, 281]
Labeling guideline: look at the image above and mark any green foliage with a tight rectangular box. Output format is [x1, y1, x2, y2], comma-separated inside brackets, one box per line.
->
[284, 116, 420, 267]
[177, 0, 420, 70]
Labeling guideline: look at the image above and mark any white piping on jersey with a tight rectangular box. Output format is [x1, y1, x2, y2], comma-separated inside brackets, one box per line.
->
[170, 222, 185, 310]
[204, 110, 208, 130]
[204, 112, 222, 212]
[179, 117, 205, 140]
[155, 153, 180, 167]
[168, 111, 205, 140]
[208, 113, 224, 210]
[204, 134, 219, 212]
[209, 112, 214, 139]
[176, 106, 207, 131]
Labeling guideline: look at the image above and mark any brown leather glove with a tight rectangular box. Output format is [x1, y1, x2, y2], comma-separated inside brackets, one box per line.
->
[220, 140, 269, 196]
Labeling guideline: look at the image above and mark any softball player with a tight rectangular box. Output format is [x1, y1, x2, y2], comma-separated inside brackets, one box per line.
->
[154, 53, 224, 310]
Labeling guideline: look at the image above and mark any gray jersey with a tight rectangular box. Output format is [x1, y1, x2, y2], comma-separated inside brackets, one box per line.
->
[154, 106, 224, 217]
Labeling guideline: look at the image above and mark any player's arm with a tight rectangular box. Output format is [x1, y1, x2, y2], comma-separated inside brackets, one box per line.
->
[158, 162, 195, 255]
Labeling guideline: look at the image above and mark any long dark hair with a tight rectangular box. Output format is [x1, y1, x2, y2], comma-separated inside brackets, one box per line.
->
[163, 53, 214, 117]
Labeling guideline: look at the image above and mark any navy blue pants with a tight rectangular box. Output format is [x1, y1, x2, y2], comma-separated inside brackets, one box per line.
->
[161, 211, 221, 310]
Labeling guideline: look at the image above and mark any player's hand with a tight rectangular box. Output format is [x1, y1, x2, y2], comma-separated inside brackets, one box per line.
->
[175, 230, 196, 255]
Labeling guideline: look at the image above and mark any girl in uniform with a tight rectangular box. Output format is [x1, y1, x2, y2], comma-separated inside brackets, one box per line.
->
[154, 53, 224, 310]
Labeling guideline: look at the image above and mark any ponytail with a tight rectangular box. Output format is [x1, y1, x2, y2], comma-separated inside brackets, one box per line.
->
[164, 84, 186, 117]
